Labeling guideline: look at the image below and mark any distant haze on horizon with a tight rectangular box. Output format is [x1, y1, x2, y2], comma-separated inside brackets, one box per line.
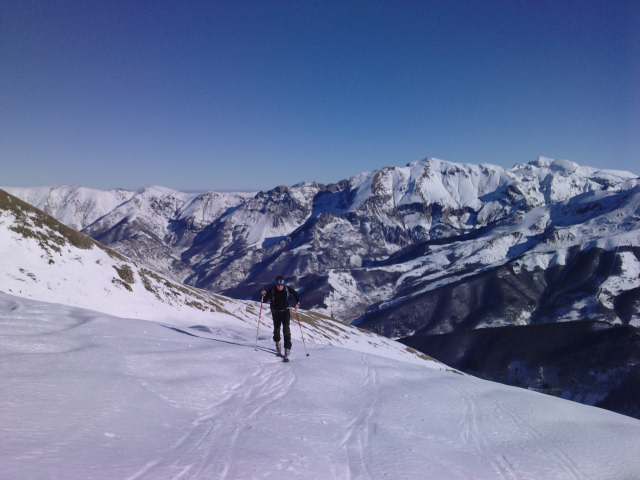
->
[2, 1, 638, 191]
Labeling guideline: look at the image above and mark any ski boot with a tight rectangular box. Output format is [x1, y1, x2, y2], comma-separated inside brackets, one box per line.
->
[275, 341, 282, 357]
[283, 348, 290, 363]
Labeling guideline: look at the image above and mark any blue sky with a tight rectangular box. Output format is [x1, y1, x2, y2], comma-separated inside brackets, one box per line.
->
[1, 0, 638, 190]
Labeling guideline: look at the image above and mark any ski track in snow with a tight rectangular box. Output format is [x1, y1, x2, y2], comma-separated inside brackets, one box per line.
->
[340, 354, 377, 480]
[455, 383, 518, 480]
[126, 359, 296, 480]
[3, 294, 640, 480]
[450, 379, 590, 480]
[490, 399, 585, 480]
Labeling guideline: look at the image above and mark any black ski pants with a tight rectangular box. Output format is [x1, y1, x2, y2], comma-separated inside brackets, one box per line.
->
[272, 308, 292, 350]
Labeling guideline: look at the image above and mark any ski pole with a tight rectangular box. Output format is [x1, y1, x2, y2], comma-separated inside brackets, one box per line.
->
[255, 295, 264, 351]
[295, 307, 310, 357]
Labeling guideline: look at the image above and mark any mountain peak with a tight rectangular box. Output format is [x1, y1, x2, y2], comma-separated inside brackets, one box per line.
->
[136, 185, 183, 196]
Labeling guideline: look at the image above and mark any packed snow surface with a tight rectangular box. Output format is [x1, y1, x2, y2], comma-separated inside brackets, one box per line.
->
[2, 293, 640, 480]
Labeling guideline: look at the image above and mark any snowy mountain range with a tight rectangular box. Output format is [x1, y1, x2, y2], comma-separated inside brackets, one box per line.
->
[2, 187, 640, 479]
[0, 188, 417, 360]
[6, 156, 638, 325]
[4, 155, 640, 418]
[3, 185, 253, 280]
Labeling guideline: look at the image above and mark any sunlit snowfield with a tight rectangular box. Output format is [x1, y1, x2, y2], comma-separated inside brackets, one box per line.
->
[2, 294, 639, 480]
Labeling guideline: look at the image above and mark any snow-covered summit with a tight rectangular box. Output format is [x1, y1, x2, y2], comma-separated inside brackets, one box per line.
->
[349, 157, 508, 213]
[177, 190, 254, 228]
[347, 155, 637, 215]
[527, 155, 637, 178]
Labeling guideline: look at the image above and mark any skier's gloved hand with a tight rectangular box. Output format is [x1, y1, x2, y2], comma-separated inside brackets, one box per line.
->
[260, 289, 267, 298]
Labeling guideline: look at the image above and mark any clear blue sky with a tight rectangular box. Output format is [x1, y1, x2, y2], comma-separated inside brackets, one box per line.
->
[1, 0, 638, 190]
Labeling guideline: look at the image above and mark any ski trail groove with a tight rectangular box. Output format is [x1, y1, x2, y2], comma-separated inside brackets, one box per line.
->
[492, 400, 586, 480]
[125, 362, 270, 480]
[218, 362, 296, 480]
[341, 354, 378, 480]
[460, 388, 519, 480]
[446, 378, 520, 480]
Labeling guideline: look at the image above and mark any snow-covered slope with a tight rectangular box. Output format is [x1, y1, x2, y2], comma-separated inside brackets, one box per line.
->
[357, 182, 640, 335]
[0, 188, 425, 362]
[82, 186, 253, 279]
[78, 186, 199, 279]
[2, 292, 640, 480]
[0, 187, 232, 323]
[2, 185, 253, 281]
[2, 185, 134, 230]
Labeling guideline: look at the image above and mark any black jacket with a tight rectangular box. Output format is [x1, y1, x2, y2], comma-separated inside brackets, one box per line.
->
[262, 285, 300, 311]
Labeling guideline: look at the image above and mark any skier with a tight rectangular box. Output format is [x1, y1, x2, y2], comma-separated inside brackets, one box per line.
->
[260, 275, 300, 361]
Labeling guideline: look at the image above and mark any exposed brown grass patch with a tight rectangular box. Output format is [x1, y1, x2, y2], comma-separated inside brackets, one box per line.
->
[113, 265, 135, 285]
[0, 189, 94, 253]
